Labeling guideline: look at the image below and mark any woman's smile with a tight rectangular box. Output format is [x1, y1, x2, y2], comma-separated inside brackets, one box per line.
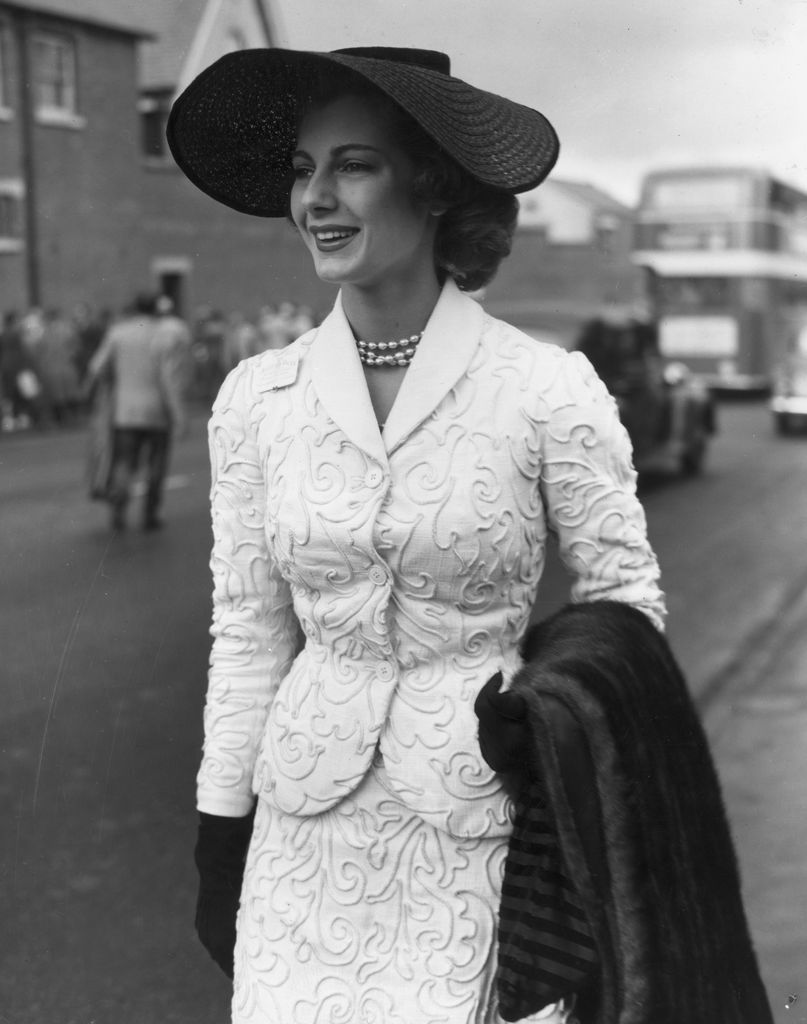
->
[309, 225, 360, 252]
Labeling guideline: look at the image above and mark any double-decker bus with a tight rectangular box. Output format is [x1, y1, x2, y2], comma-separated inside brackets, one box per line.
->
[632, 167, 807, 390]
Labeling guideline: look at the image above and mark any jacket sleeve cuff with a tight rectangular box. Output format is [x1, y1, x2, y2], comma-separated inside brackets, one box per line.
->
[197, 791, 257, 818]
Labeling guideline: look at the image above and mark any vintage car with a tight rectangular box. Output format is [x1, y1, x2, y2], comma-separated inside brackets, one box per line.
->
[771, 344, 807, 435]
[575, 317, 717, 475]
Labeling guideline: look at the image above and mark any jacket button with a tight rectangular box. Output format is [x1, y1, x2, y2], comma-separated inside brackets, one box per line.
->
[368, 565, 388, 586]
[365, 468, 383, 487]
[375, 662, 395, 682]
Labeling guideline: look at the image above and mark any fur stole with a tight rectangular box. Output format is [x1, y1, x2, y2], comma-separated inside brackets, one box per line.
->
[502, 602, 773, 1024]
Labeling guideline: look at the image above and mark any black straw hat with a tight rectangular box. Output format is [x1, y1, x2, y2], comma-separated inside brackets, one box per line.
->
[166, 46, 560, 218]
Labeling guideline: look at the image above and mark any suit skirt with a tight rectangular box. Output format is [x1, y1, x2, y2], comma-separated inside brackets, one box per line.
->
[232, 755, 513, 1024]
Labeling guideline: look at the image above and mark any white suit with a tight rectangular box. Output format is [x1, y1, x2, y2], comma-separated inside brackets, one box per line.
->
[199, 280, 665, 1024]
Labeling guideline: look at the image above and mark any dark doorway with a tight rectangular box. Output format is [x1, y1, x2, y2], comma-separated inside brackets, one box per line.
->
[157, 271, 186, 316]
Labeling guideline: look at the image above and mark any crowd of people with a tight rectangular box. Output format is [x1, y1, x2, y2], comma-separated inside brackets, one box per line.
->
[0, 297, 319, 432]
[0, 305, 109, 431]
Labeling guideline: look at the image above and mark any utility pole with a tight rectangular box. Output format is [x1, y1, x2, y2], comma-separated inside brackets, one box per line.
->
[14, 10, 41, 307]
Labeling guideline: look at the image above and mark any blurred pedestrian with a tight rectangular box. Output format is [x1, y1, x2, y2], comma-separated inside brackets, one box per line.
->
[222, 311, 260, 370]
[192, 307, 228, 402]
[290, 302, 315, 336]
[168, 45, 665, 1023]
[156, 295, 193, 394]
[254, 303, 291, 351]
[1, 312, 23, 429]
[37, 308, 81, 424]
[0, 311, 45, 430]
[87, 292, 188, 531]
[72, 303, 113, 392]
[275, 300, 300, 347]
[17, 308, 51, 423]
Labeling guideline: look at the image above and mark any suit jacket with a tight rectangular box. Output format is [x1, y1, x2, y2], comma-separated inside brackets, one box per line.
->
[198, 281, 666, 835]
[89, 314, 187, 430]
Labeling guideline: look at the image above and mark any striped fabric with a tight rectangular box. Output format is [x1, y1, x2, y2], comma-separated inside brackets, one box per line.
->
[496, 781, 598, 1022]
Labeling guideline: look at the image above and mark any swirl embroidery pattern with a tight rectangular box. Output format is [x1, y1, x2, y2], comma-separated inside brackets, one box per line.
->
[200, 286, 665, 1023]
[235, 770, 504, 1024]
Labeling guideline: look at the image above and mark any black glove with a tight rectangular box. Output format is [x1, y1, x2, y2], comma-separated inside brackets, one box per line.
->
[194, 808, 255, 979]
[474, 671, 532, 774]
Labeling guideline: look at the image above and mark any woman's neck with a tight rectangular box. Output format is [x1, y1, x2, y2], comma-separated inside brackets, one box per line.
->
[341, 274, 442, 344]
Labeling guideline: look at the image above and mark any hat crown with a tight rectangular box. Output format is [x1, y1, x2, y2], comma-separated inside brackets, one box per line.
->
[332, 47, 451, 75]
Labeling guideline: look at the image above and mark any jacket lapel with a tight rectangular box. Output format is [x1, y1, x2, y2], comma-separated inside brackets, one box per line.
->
[310, 294, 388, 466]
[310, 281, 485, 462]
[383, 280, 484, 453]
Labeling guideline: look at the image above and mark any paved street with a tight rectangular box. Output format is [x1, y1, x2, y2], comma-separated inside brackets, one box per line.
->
[1, 399, 805, 1023]
[704, 576, 807, 1024]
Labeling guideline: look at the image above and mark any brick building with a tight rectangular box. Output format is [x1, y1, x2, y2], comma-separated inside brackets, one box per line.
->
[0, 1, 151, 313]
[135, 0, 335, 320]
[0, 0, 641, 328]
[0, 0, 333, 319]
[485, 178, 648, 345]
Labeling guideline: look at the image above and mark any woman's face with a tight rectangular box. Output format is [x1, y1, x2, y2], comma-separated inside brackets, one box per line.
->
[290, 93, 438, 292]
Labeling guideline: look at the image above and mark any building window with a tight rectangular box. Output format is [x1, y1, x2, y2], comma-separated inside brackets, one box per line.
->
[0, 179, 24, 253]
[658, 276, 730, 311]
[32, 32, 77, 118]
[139, 94, 171, 159]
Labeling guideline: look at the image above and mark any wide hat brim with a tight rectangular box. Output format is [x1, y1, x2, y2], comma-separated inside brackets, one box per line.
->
[166, 47, 560, 218]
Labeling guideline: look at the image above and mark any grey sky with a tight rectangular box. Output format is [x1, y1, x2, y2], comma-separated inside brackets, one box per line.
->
[274, 0, 807, 204]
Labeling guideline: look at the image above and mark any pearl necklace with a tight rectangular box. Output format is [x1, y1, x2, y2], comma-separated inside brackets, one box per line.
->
[356, 332, 423, 367]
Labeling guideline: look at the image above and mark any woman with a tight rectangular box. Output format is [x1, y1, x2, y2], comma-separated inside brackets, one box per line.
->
[167, 47, 666, 1024]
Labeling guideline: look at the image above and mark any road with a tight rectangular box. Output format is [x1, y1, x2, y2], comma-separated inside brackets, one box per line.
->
[1, 399, 805, 1023]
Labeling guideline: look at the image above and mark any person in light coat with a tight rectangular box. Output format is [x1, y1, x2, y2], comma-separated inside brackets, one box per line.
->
[88, 292, 188, 530]
[167, 47, 666, 1024]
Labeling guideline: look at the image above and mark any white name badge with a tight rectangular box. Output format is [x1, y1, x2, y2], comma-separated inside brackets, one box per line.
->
[258, 350, 299, 391]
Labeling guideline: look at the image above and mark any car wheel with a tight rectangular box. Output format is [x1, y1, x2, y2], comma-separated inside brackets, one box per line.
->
[774, 412, 791, 436]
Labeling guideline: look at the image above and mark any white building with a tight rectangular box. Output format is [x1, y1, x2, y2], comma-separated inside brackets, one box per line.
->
[517, 178, 632, 246]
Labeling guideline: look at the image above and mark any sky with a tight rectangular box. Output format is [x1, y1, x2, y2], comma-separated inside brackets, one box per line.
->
[272, 0, 807, 206]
